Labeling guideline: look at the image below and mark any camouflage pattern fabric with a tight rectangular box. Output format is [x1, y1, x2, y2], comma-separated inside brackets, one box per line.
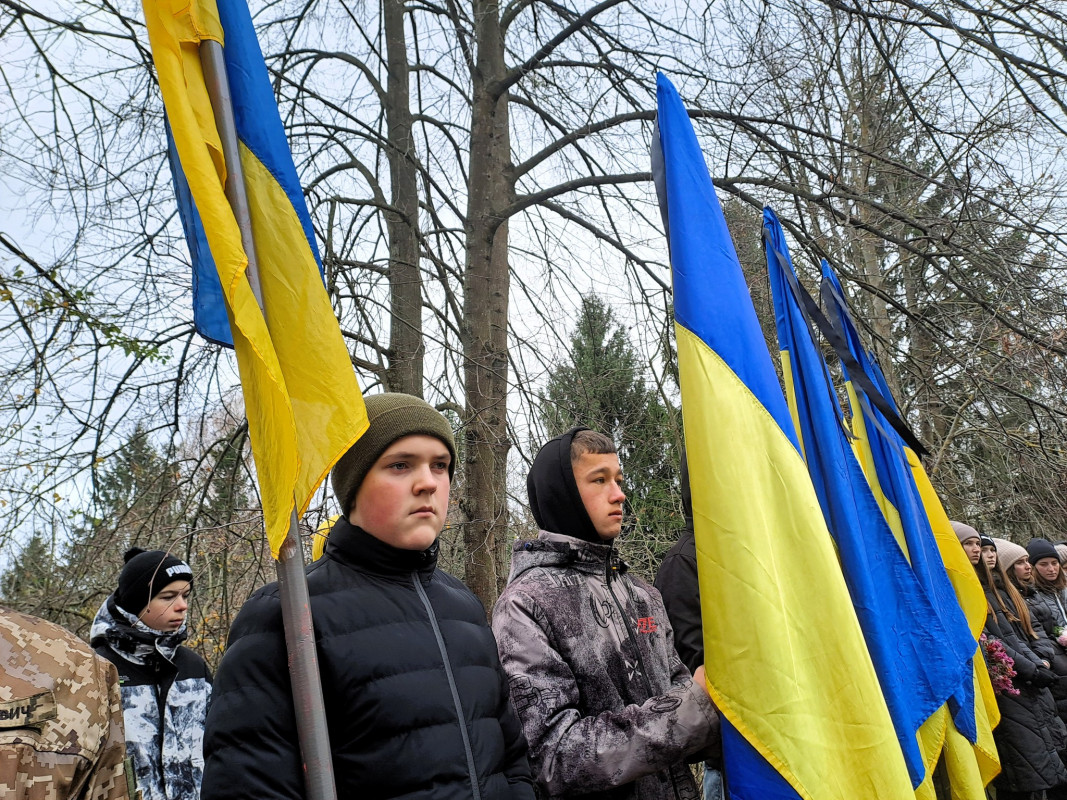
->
[0, 607, 130, 800]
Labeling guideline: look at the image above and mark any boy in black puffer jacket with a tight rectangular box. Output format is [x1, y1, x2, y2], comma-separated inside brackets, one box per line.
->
[201, 393, 533, 800]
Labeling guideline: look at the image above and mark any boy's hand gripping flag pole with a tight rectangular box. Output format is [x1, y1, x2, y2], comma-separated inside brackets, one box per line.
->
[652, 72, 914, 800]
[141, 2, 370, 798]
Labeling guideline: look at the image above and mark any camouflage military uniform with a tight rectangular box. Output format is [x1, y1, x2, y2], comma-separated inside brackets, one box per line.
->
[0, 608, 130, 800]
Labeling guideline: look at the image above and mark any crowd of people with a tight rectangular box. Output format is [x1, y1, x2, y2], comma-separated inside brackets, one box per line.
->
[956, 522, 1067, 800]
[5, 391, 1065, 800]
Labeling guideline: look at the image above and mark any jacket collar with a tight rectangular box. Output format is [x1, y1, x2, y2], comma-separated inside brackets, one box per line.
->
[89, 596, 185, 666]
[325, 516, 438, 580]
[508, 530, 628, 583]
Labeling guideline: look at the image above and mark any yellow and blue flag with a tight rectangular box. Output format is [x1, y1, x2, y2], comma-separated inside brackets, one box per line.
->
[142, 0, 368, 555]
[763, 207, 971, 787]
[820, 264, 1000, 795]
[652, 72, 913, 800]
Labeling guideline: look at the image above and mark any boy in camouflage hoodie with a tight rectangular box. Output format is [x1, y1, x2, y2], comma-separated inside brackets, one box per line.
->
[493, 428, 719, 800]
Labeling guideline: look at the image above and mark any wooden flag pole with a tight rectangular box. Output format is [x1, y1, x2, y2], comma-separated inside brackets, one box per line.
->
[199, 38, 338, 800]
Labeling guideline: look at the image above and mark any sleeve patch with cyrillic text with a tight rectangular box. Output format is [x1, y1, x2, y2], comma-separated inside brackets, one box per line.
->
[0, 691, 58, 728]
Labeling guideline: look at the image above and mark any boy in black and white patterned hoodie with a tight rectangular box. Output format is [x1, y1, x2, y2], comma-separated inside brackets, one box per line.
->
[493, 428, 719, 800]
[91, 548, 211, 800]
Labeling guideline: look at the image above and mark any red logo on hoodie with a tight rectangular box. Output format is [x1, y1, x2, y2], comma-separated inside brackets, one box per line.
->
[636, 617, 658, 634]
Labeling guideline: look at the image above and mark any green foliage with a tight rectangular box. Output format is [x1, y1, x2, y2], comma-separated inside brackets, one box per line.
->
[1, 421, 272, 660]
[538, 294, 684, 579]
[1, 533, 60, 614]
[94, 425, 182, 533]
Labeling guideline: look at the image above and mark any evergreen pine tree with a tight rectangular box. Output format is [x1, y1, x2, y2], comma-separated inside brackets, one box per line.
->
[538, 294, 683, 577]
[1, 532, 60, 616]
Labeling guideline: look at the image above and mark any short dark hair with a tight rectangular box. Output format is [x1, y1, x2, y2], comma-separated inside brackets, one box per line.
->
[569, 430, 616, 462]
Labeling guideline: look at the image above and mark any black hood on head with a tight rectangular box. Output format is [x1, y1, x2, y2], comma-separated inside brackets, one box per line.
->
[527, 426, 601, 543]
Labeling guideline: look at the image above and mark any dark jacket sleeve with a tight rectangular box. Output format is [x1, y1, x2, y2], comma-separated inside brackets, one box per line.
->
[201, 589, 304, 800]
[653, 537, 703, 674]
[987, 606, 1044, 682]
[1028, 593, 1059, 641]
[1028, 593, 1067, 681]
[1029, 613, 1060, 662]
[492, 632, 537, 799]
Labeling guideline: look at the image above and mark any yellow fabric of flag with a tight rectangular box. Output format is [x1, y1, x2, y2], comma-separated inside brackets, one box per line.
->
[657, 73, 913, 797]
[142, 0, 368, 556]
[911, 454, 1001, 793]
[311, 516, 339, 562]
[677, 328, 915, 798]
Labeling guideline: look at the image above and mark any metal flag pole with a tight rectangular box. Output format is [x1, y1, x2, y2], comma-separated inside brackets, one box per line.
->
[199, 38, 338, 800]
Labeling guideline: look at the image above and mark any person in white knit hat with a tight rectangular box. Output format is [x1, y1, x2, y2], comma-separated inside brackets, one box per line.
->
[1056, 543, 1067, 565]
[993, 537, 1034, 590]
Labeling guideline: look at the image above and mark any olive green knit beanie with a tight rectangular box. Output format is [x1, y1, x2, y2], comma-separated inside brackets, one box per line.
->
[331, 393, 457, 516]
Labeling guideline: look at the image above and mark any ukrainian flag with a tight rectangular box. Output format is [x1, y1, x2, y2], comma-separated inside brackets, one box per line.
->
[142, 0, 368, 555]
[764, 207, 970, 787]
[820, 265, 1000, 796]
[653, 72, 913, 799]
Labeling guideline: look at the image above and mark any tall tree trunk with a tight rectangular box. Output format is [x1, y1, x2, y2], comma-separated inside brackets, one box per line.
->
[461, 0, 510, 613]
[844, 73, 903, 404]
[384, 0, 424, 396]
[901, 246, 946, 446]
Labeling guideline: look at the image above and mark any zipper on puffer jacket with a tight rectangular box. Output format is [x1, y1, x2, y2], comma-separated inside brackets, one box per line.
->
[604, 548, 684, 800]
[152, 661, 168, 794]
[412, 573, 483, 800]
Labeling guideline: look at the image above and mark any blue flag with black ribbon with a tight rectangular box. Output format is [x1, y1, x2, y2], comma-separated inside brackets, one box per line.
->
[820, 262, 979, 741]
[764, 206, 973, 786]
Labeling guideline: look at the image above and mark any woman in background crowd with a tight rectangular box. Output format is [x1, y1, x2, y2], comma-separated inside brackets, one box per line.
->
[1025, 539, 1067, 648]
[995, 537, 1065, 679]
[998, 538, 1036, 594]
[1024, 538, 1067, 799]
[955, 522, 1067, 800]
[91, 548, 211, 800]
[980, 535, 998, 572]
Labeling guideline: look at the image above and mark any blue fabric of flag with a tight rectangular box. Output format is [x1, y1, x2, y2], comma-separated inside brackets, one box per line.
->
[657, 118, 796, 444]
[167, 124, 233, 347]
[654, 73, 802, 800]
[215, 0, 322, 265]
[821, 263, 979, 741]
[764, 207, 970, 785]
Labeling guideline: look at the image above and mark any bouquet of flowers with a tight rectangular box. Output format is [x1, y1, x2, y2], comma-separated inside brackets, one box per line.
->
[1054, 626, 1067, 649]
[981, 633, 1019, 696]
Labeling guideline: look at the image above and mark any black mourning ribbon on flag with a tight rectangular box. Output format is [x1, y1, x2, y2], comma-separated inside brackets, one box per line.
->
[762, 232, 929, 459]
